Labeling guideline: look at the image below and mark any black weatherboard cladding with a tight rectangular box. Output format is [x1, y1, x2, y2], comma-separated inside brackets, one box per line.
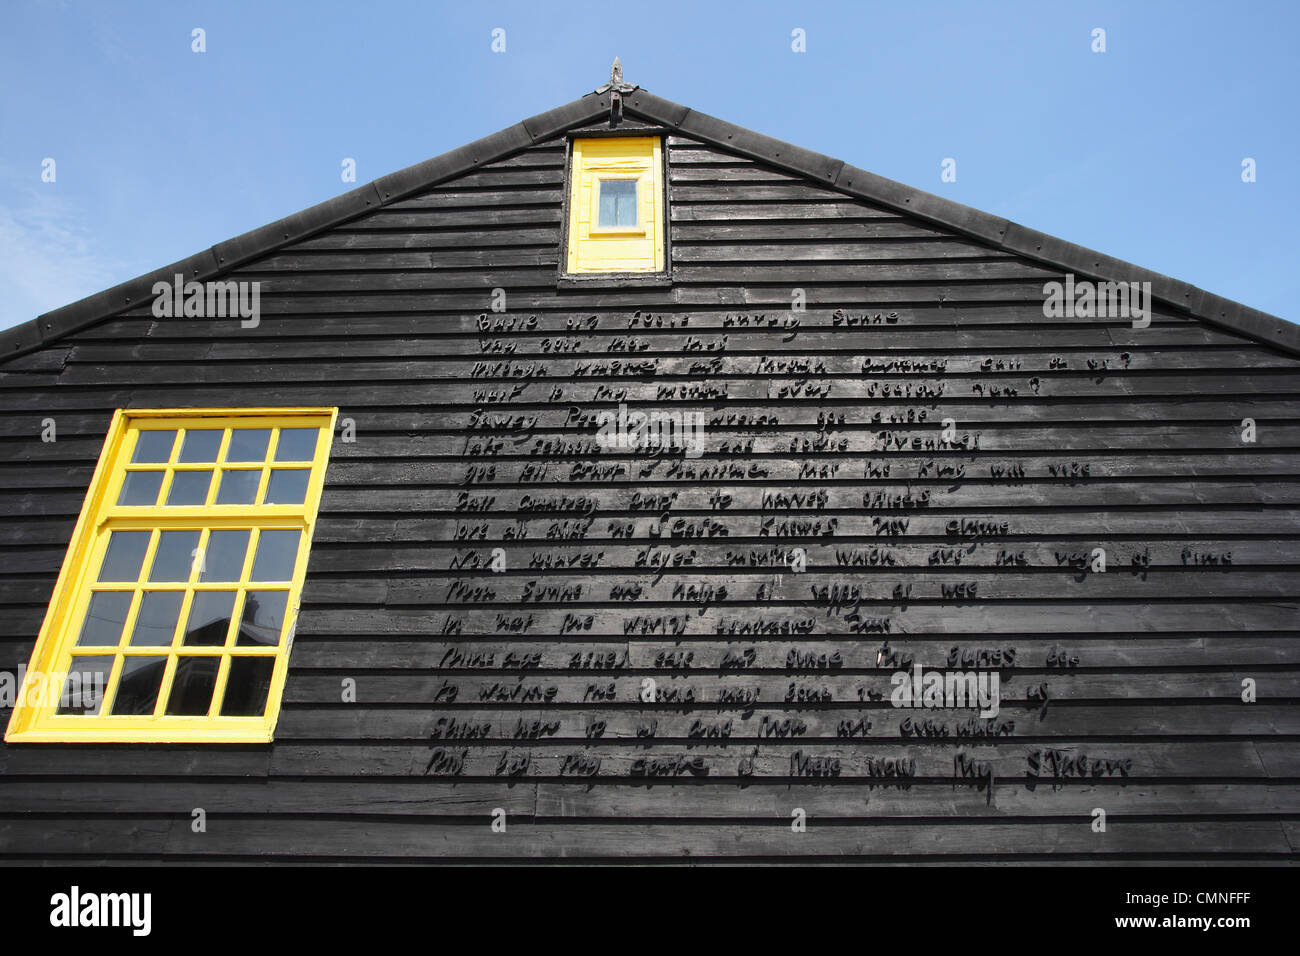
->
[0, 90, 1298, 863]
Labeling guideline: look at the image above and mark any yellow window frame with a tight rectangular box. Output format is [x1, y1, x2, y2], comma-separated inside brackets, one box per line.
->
[565, 136, 665, 274]
[4, 407, 337, 744]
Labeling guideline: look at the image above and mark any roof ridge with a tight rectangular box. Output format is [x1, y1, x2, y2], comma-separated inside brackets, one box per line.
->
[3, 87, 1296, 362]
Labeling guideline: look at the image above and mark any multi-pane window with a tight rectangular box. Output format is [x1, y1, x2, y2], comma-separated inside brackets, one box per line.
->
[5, 408, 336, 743]
[565, 136, 665, 274]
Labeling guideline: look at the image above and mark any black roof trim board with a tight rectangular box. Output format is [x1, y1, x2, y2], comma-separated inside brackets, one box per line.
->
[4, 86, 1296, 362]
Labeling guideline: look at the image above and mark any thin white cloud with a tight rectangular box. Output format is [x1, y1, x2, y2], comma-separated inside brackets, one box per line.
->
[0, 186, 123, 331]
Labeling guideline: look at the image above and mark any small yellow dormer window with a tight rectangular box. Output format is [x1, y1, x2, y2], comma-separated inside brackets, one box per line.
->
[565, 136, 665, 274]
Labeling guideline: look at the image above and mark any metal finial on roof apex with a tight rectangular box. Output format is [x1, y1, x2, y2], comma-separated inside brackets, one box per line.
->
[595, 57, 638, 126]
[595, 57, 636, 94]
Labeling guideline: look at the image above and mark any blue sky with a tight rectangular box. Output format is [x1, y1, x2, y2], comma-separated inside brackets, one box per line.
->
[0, 0, 1295, 329]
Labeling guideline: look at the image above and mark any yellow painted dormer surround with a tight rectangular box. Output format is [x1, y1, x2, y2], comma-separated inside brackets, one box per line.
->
[565, 136, 665, 274]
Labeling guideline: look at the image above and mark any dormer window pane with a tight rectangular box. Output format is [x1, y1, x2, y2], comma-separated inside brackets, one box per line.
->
[598, 180, 638, 228]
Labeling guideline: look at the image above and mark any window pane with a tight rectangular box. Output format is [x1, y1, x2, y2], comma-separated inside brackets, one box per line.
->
[250, 530, 300, 581]
[201, 529, 250, 582]
[164, 657, 219, 716]
[149, 530, 201, 582]
[76, 592, 133, 647]
[56, 655, 114, 715]
[184, 591, 236, 646]
[216, 469, 260, 504]
[98, 530, 151, 582]
[117, 470, 163, 506]
[264, 469, 309, 505]
[178, 429, 222, 463]
[598, 180, 638, 227]
[109, 656, 168, 715]
[275, 428, 318, 462]
[220, 657, 275, 716]
[237, 591, 289, 647]
[166, 469, 213, 506]
[226, 429, 271, 462]
[129, 591, 184, 646]
[132, 430, 176, 463]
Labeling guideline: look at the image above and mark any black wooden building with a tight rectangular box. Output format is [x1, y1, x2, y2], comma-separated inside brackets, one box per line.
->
[1, 79, 1298, 864]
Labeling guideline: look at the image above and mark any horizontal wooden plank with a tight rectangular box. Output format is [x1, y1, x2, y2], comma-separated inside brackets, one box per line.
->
[300, 510, 1300, 537]
[296, 538, 1298, 573]
[674, 241, 1015, 261]
[263, 739, 1290, 781]
[82, 304, 1216, 336]
[290, 603, 1300, 636]
[40, 365, 1300, 402]
[384, 188, 562, 210]
[350, 207, 565, 229]
[268, 704, 1300, 741]
[669, 164, 809, 183]
[0, 282, 1245, 318]
[280, 671, 1300, 706]
[0, 745, 271, 777]
[0, 779, 537, 815]
[281, 637, 1300, 671]
[0, 817, 1290, 860]
[670, 182, 858, 203]
[290, 567, 1300, 603]
[0, 778, 1292, 819]
[672, 220, 981, 240]
[533, 781, 1300, 820]
[146, 819, 1300, 859]
[1, 532, 1292, 581]
[8, 450, 1300, 494]
[58, 334, 1293, 368]
[246, 248, 560, 272]
[161, 259, 1065, 294]
[0, 818, 175, 857]
[290, 226, 562, 250]
[671, 201, 901, 221]
[245, 242, 1018, 273]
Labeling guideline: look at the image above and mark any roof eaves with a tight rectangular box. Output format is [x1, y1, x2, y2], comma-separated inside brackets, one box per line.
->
[210, 182, 385, 273]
